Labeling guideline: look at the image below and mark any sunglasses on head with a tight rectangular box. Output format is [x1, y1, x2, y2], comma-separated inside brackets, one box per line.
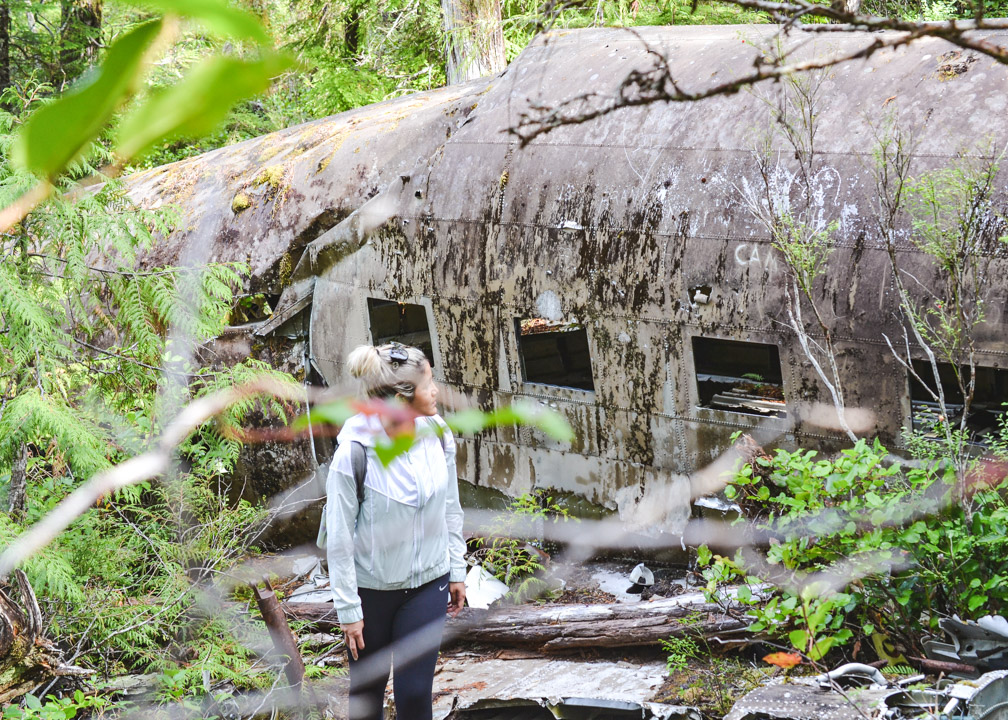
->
[388, 344, 409, 365]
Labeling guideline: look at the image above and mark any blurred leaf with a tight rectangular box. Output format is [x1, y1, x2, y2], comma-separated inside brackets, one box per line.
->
[131, 0, 270, 45]
[13, 20, 163, 178]
[968, 593, 988, 612]
[374, 433, 415, 467]
[445, 408, 490, 435]
[787, 628, 807, 651]
[496, 402, 574, 442]
[293, 399, 354, 430]
[446, 402, 573, 441]
[116, 50, 294, 160]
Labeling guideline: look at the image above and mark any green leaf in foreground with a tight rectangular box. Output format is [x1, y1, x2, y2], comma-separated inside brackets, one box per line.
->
[293, 399, 354, 431]
[12, 19, 163, 178]
[131, 0, 270, 45]
[374, 433, 416, 467]
[444, 408, 490, 435]
[116, 50, 295, 160]
[445, 402, 574, 442]
[496, 401, 575, 442]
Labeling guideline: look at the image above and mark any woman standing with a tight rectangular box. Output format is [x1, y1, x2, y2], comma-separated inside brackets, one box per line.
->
[325, 342, 467, 720]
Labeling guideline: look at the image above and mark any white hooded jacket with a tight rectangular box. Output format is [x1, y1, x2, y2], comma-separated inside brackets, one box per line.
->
[325, 412, 467, 624]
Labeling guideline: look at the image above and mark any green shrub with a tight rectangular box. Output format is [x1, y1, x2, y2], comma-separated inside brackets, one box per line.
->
[701, 434, 1008, 661]
[473, 491, 574, 601]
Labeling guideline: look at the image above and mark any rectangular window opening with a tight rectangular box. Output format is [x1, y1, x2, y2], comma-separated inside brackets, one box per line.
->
[367, 298, 436, 369]
[516, 318, 595, 391]
[692, 337, 786, 418]
[909, 360, 1008, 442]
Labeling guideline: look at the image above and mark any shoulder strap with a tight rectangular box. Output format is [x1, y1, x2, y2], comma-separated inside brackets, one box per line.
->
[351, 441, 367, 505]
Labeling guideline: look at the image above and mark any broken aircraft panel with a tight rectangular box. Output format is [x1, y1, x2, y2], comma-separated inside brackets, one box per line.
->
[126, 25, 1008, 534]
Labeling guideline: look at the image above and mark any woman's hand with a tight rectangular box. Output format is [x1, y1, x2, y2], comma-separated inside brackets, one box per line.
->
[447, 582, 466, 617]
[341, 620, 365, 661]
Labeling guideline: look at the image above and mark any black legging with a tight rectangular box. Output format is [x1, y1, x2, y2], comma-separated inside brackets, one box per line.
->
[348, 573, 449, 720]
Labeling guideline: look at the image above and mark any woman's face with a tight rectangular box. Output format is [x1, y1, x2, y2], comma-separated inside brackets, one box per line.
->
[409, 361, 439, 417]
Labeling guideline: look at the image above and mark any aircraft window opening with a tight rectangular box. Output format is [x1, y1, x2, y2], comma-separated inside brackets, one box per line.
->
[367, 298, 436, 369]
[516, 318, 595, 392]
[692, 337, 786, 418]
[909, 360, 1008, 443]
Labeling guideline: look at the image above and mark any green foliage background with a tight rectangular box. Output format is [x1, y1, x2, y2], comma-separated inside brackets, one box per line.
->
[702, 429, 1008, 664]
[0, 77, 299, 705]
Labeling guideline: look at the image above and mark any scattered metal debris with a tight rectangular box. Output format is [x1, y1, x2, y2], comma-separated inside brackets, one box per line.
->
[924, 615, 1008, 673]
[725, 675, 893, 720]
[815, 663, 888, 689]
[446, 696, 699, 719]
[433, 654, 697, 720]
[627, 563, 655, 594]
[880, 670, 1008, 719]
[466, 565, 510, 609]
[727, 664, 1008, 720]
[285, 557, 333, 605]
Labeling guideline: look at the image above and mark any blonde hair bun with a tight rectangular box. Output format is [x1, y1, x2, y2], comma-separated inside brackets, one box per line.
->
[346, 345, 383, 381]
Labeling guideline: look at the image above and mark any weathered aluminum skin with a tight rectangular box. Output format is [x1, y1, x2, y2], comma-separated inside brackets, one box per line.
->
[126, 80, 490, 288]
[433, 653, 697, 719]
[128, 26, 1008, 533]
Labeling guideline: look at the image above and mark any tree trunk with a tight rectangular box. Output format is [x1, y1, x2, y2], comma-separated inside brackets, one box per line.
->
[7, 442, 27, 520]
[344, 0, 363, 58]
[440, 0, 506, 85]
[284, 592, 751, 652]
[60, 0, 103, 85]
[0, 1, 10, 94]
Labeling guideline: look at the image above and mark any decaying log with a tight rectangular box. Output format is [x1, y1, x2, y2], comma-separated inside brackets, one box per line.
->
[251, 577, 325, 713]
[251, 578, 306, 689]
[0, 570, 92, 704]
[283, 591, 750, 652]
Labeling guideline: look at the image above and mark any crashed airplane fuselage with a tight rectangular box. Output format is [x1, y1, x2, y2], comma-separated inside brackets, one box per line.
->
[127, 25, 1008, 533]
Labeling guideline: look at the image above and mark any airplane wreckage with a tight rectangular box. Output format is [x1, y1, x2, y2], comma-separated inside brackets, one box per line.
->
[125, 24, 1008, 537]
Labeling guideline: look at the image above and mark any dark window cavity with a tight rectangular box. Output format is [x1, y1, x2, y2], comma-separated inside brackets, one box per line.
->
[692, 337, 786, 417]
[367, 298, 436, 369]
[516, 318, 595, 391]
[909, 360, 1008, 442]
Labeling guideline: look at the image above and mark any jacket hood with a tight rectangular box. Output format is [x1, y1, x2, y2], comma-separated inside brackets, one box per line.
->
[336, 412, 384, 447]
[336, 412, 445, 447]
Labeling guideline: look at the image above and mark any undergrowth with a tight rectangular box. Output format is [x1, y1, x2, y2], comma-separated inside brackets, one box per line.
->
[699, 427, 1008, 665]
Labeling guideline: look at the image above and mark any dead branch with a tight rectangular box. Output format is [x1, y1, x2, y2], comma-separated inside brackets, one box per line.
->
[512, 17, 1008, 144]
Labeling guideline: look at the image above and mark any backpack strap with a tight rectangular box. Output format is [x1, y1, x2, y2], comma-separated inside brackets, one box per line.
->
[351, 440, 367, 505]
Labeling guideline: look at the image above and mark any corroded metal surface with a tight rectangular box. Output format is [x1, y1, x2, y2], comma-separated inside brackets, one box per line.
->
[128, 26, 1008, 532]
[724, 677, 892, 720]
[433, 653, 697, 719]
[126, 80, 491, 289]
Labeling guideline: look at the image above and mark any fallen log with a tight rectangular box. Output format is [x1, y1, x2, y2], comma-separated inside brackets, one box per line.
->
[283, 591, 751, 652]
[0, 570, 92, 704]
